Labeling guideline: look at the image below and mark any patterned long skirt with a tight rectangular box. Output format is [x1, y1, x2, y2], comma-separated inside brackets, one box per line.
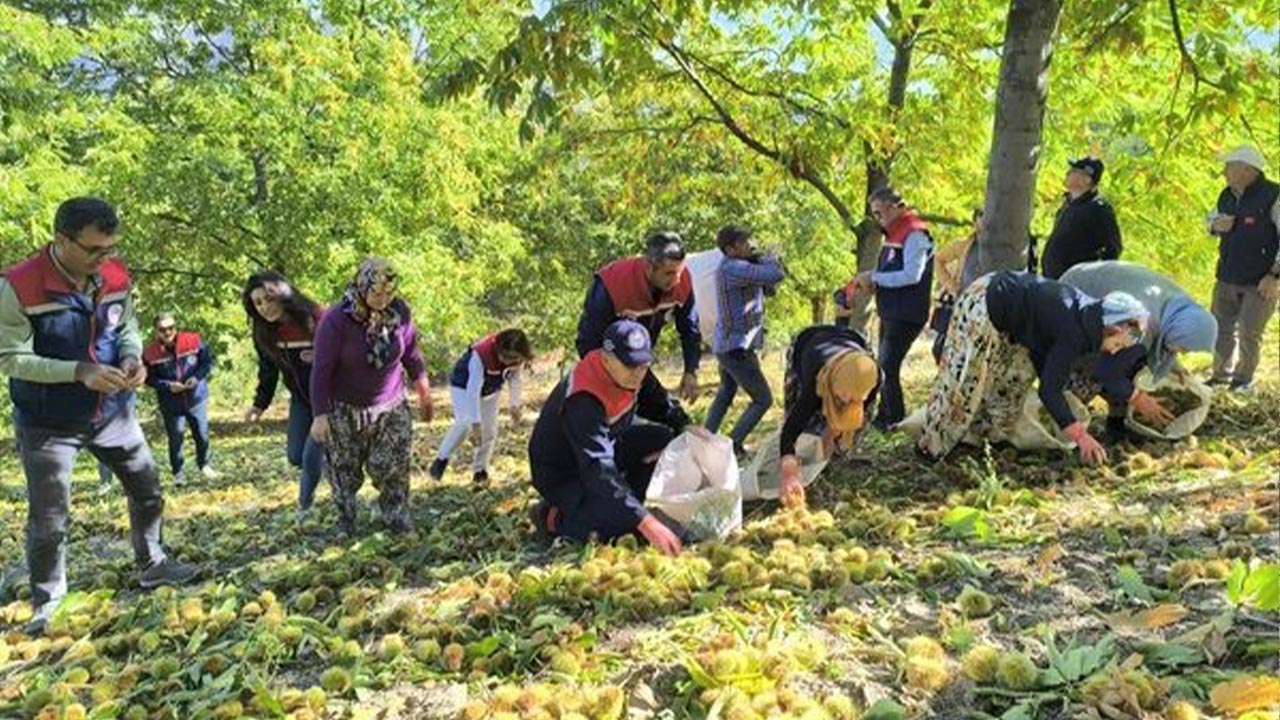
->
[919, 274, 1037, 458]
[327, 399, 413, 534]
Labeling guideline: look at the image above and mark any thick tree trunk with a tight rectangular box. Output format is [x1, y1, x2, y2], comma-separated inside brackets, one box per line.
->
[970, 0, 1062, 281]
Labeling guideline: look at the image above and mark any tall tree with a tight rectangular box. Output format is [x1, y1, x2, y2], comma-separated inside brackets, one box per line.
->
[970, 0, 1062, 279]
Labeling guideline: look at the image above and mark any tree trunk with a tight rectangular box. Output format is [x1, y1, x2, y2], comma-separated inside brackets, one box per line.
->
[848, 31, 917, 332]
[970, 0, 1061, 281]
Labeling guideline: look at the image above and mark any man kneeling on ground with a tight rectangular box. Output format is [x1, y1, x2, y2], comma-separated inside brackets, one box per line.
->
[527, 320, 689, 556]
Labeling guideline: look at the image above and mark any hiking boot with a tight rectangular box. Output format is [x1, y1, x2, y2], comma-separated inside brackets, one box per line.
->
[472, 470, 490, 485]
[139, 558, 199, 590]
[24, 599, 61, 636]
[428, 458, 448, 481]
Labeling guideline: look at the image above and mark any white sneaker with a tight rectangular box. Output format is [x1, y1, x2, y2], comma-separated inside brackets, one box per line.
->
[173, 469, 187, 486]
[200, 465, 220, 480]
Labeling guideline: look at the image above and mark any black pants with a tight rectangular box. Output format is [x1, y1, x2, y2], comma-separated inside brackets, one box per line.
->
[876, 319, 924, 425]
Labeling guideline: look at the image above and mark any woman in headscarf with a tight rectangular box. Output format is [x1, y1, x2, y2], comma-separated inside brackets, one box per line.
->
[1060, 260, 1218, 439]
[241, 271, 326, 512]
[309, 258, 433, 535]
[778, 325, 881, 506]
[919, 271, 1151, 466]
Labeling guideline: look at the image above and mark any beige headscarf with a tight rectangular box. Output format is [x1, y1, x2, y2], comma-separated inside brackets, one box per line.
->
[816, 351, 878, 449]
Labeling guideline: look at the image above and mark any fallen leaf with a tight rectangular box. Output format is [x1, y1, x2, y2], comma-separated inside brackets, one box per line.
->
[1036, 543, 1064, 574]
[1105, 603, 1190, 635]
[1210, 675, 1280, 714]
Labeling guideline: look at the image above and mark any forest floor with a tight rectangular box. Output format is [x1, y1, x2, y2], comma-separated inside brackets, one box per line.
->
[0, 333, 1277, 720]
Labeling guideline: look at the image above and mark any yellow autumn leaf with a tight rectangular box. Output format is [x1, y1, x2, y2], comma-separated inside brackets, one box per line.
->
[1105, 603, 1190, 634]
[1211, 676, 1280, 715]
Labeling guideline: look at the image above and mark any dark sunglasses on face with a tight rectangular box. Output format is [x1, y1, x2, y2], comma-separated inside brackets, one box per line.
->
[158, 325, 176, 333]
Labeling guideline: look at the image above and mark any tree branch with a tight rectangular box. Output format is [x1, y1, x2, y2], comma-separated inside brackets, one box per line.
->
[673, 44, 852, 130]
[1168, 0, 1225, 92]
[129, 265, 229, 281]
[651, 35, 857, 231]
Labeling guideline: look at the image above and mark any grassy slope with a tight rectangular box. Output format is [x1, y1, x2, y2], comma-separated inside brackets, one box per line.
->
[0, 328, 1276, 720]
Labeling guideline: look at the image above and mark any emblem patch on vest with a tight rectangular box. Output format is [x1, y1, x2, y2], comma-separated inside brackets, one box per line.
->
[106, 303, 124, 328]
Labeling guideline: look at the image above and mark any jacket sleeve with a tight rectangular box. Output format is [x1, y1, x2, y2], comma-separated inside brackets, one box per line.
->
[721, 257, 786, 289]
[0, 280, 79, 383]
[116, 294, 143, 360]
[309, 309, 341, 416]
[253, 344, 279, 411]
[780, 353, 821, 457]
[575, 278, 613, 360]
[399, 321, 426, 384]
[143, 354, 167, 390]
[1092, 344, 1147, 404]
[1097, 204, 1122, 260]
[674, 291, 701, 374]
[636, 369, 690, 431]
[193, 340, 214, 381]
[562, 393, 648, 527]
[872, 230, 933, 288]
[1038, 339, 1083, 429]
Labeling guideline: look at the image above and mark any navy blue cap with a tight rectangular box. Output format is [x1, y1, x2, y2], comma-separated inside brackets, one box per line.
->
[1068, 156, 1104, 184]
[602, 319, 653, 367]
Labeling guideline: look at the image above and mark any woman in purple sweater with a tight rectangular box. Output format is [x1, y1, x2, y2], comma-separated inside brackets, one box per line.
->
[309, 258, 434, 535]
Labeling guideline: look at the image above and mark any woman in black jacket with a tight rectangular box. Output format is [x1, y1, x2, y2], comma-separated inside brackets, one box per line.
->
[919, 271, 1150, 466]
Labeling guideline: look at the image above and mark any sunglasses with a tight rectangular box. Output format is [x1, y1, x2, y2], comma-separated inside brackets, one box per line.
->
[157, 325, 176, 333]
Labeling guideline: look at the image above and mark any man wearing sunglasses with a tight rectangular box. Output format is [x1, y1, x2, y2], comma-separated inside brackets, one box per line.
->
[142, 312, 217, 485]
[0, 197, 198, 635]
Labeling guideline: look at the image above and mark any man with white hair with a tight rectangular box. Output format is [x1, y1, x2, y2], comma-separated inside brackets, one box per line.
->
[1207, 145, 1280, 392]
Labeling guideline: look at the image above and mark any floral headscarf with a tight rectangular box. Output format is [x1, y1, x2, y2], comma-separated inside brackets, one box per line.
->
[343, 258, 402, 369]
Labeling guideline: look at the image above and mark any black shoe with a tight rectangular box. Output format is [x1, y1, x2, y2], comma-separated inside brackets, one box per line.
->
[139, 558, 200, 590]
[528, 500, 558, 541]
[428, 458, 448, 481]
[472, 470, 490, 485]
[1206, 377, 1231, 387]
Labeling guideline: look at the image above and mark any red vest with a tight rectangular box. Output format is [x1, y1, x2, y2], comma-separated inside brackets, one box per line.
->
[7, 249, 132, 310]
[882, 210, 929, 249]
[566, 350, 636, 425]
[596, 257, 693, 321]
[143, 331, 202, 366]
[473, 333, 519, 374]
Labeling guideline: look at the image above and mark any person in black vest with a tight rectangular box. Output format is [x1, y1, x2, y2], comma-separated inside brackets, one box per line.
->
[1206, 145, 1280, 392]
[528, 320, 687, 556]
[1040, 157, 1123, 280]
[848, 187, 934, 430]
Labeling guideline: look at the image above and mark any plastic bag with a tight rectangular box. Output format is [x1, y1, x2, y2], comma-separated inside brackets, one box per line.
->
[1125, 369, 1212, 440]
[646, 430, 742, 540]
[1011, 391, 1091, 451]
[686, 249, 724, 344]
[739, 430, 829, 501]
[899, 391, 1089, 451]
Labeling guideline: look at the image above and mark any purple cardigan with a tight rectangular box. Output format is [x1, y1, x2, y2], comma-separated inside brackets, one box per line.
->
[310, 300, 426, 415]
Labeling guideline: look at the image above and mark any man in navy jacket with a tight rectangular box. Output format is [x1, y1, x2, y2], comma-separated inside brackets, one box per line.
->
[143, 312, 216, 484]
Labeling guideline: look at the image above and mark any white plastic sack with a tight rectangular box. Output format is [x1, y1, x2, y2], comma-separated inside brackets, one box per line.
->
[686, 249, 724, 344]
[739, 430, 829, 501]
[1125, 369, 1212, 440]
[646, 430, 742, 540]
[899, 391, 1090, 452]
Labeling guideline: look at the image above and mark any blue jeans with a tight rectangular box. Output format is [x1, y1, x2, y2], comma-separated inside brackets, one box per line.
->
[704, 349, 773, 447]
[875, 319, 924, 426]
[287, 394, 326, 509]
[160, 401, 210, 475]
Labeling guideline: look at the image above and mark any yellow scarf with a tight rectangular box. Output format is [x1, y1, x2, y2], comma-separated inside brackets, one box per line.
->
[815, 350, 878, 449]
